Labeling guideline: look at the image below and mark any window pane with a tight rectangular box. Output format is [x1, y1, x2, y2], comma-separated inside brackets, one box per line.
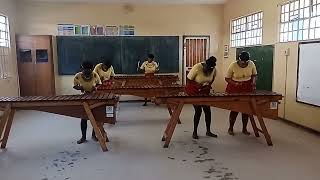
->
[311, 17, 317, 28]
[303, 29, 309, 39]
[310, 28, 315, 38]
[0, 24, 5, 31]
[0, 16, 5, 24]
[304, 7, 310, 17]
[315, 28, 320, 38]
[288, 31, 293, 41]
[293, 31, 298, 40]
[298, 30, 303, 40]
[293, 21, 299, 30]
[316, 16, 320, 27]
[304, 19, 310, 29]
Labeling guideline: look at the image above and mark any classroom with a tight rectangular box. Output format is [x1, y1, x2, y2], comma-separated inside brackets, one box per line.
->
[0, 0, 320, 180]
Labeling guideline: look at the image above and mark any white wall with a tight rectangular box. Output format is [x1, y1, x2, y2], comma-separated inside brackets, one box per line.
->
[0, 0, 19, 96]
[16, 2, 225, 95]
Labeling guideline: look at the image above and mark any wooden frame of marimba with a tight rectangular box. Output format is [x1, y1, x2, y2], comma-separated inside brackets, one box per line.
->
[155, 91, 283, 147]
[97, 75, 184, 123]
[0, 93, 119, 152]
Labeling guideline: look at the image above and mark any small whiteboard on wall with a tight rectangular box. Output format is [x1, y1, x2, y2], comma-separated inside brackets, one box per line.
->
[297, 42, 320, 107]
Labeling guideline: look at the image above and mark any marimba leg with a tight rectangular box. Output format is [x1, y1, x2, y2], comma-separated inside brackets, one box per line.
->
[250, 99, 273, 146]
[1, 109, 15, 149]
[98, 123, 109, 142]
[162, 104, 178, 141]
[163, 103, 184, 148]
[249, 115, 260, 137]
[0, 105, 11, 142]
[167, 104, 181, 124]
[83, 102, 108, 152]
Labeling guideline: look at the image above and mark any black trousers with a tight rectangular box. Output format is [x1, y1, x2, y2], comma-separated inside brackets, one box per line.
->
[193, 105, 212, 133]
[80, 119, 95, 139]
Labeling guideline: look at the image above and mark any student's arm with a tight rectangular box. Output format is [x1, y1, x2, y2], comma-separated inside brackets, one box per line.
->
[137, 61, 145, 73]
[110, 66, 115, 78]
[251, 62, 258, 89]
[73, 74, 84, 91]
[155, 62, 159, 72]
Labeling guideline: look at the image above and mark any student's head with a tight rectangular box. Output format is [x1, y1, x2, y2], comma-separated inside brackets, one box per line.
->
[80, 61, 94, 80]
[203, 56, 217, 74]
[102, 58, 112, 71]
[237, 51, 250, 68]
[147, 54, 155, 62]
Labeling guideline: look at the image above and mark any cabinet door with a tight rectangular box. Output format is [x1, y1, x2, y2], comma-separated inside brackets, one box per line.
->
[16, 35, 36, 96]
[34, 35, 55, 96]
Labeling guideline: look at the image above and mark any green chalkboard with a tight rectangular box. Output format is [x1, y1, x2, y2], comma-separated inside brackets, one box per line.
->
[236, 45, 274, 91]
[57, 36, 179, 75]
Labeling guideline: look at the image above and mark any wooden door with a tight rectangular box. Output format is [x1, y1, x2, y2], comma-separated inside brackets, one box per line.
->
[34, 36, 55, 96]
[183, 36, 210, 84]
[16, 36, 35, 96]
[16, 35, 55, 96]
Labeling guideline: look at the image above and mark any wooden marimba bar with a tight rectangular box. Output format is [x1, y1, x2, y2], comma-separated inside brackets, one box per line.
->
[155, 90, 283, 147]
[0, 93, 119, 152]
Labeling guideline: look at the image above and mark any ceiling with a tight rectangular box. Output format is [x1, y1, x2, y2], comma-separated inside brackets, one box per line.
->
[17, 0, 227, 4]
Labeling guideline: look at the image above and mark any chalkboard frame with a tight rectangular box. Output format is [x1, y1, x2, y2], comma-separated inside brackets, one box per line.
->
[56, 36, 180, 75]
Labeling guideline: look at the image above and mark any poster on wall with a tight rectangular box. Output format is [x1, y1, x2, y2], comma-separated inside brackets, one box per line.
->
[105, 26, 119, 36]
[74, 25, 81, 35]
[90, 25, 97, 35]
[119, 25, 135, 36]
[224, 45, 229, 58]
[96, 25, 105, 36]
[81, 25, 90, 36]
[57, 24, 75, 36]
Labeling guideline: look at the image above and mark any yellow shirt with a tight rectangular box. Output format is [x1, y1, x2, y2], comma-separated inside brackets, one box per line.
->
[140, 60, 159, 74]
[187, 63, 217, 85]
[73, 72, 101, 92]
[93, 63, 115, 81]
[226, 61, 257, 82]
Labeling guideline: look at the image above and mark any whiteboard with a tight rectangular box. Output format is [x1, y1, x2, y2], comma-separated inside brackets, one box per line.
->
[297, 42, 320, 107]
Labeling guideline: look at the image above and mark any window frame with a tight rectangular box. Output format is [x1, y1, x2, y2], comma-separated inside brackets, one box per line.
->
[0, 14, 10, 79]
[230, 11, 264, 48]
[279, 0, 320, 43]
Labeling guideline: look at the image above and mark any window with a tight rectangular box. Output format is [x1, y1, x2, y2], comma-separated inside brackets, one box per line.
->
[280, 0, 320, 42]
[230, 12, 263, 47]
[0, 14, 10, 79]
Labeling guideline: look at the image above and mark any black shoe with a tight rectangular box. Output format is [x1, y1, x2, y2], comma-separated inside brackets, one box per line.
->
[206, 132, 218, 138]
[192, 132, 199, 139]
[77, 138, 87, 144]
[228, 128, 235, 136]
[242, 130, 251, 136]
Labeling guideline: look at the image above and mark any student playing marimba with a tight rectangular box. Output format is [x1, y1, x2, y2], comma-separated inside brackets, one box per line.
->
[94, 58, 115, 82]
[73, 61, 102, 144]
[225, 51, 257, 136]
[139, 53, 159, 106]
[185, 56, 218, 139]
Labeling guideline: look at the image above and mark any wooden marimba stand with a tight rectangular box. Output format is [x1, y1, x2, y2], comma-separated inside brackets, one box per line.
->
[97, 75, 184, 124]
[0, 93, 118, 152]
[156, 91, 283, 147]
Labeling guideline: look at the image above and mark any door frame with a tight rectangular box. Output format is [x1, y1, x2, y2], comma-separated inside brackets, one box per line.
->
[182, 35, 210, 85]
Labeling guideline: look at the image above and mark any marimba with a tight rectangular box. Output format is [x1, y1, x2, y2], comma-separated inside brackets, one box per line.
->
[0, 93, 119, 152]
[155, 91, 283, 147]
[97, 75, 184, 123]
